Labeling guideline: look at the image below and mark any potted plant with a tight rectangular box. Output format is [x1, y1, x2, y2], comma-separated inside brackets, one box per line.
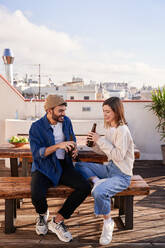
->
[147, 87, 165, 164]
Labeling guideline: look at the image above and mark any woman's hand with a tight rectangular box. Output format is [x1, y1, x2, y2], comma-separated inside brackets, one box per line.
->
[86, 132, 100, 144]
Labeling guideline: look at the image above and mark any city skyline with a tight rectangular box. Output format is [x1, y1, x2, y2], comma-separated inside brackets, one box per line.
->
[0, 0, 165, 88]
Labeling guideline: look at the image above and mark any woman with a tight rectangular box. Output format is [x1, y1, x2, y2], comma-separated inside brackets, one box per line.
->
[75, 97, 134, 246]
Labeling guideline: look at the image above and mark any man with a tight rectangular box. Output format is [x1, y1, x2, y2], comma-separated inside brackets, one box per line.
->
[29, 94, 91, 242]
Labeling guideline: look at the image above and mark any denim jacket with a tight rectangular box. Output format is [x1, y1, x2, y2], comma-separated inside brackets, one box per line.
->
[29, 114, 76, 186]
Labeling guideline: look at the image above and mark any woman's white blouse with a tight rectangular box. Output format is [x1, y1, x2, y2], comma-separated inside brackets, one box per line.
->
[95, 125, 134, 176]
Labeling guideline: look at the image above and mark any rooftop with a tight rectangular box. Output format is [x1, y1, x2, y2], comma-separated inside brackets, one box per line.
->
[0, 160, 165, 247]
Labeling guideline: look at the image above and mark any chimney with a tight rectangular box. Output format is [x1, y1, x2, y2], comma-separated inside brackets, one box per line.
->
[2, 48, 14, 85]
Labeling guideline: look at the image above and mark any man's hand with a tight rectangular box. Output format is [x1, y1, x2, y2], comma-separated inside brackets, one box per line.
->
[57, 141, 75, 153]
[44, 141, 75, 157]
[71, 146, 78, 159]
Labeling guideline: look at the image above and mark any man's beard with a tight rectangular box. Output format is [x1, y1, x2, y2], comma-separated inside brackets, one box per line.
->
[52, 112, 64, 122]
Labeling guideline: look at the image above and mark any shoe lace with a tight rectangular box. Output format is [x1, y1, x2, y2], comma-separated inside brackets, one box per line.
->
[57, 221, 68, 233]
[37, 215, 46, 226]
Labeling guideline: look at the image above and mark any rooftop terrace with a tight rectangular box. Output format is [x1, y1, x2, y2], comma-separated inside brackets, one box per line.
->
[0, 159, 165, 248]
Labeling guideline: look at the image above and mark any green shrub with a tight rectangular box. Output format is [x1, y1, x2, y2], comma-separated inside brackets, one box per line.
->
[147, 87, 165, 142]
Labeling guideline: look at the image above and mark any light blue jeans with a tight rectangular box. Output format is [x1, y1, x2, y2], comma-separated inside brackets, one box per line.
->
[75, 161, 131, 216]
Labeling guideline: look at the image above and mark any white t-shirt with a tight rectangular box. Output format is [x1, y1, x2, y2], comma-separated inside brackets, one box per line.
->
[51, 122, 65, 159]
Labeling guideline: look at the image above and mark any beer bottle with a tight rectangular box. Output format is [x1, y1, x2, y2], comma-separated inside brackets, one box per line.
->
[87, 123, 97, 147]
[68, 134, 75, 156]
[69, 135, 81, 162]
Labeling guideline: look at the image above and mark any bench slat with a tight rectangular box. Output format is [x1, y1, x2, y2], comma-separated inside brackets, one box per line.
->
[0, 174, 143, 182]
[0, 175, 149, 199]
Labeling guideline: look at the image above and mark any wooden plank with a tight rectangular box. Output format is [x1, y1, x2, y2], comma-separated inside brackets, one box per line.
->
[0, 174, 143, 183]
[0, 175, 150, 199]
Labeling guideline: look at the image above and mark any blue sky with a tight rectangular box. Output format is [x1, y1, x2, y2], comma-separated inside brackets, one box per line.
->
[0, 0, 165, 87]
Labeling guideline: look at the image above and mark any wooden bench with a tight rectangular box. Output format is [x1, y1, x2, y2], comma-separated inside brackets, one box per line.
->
[0, 175, 149, 234]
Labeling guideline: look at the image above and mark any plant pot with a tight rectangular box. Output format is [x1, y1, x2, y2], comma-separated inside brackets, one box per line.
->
[161, 144, 165, 165]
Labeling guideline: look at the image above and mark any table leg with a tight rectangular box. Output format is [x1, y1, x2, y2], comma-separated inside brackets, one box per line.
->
[10, 158, 19, 215]
[19, 158, 29, 206]
[10, 158, 18, 177]
[22, 158, 29, 176]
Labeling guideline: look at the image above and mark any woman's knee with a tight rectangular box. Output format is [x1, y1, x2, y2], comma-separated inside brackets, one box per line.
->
[92, 184, 110, 200]
[92, 188, 103, 200]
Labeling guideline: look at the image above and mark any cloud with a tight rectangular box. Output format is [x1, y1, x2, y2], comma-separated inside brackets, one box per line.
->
[23, 10, 33, 19]
[0, 7, 81, 57]
[111, 50, 135, 59]
[0, 6, 82, 77]
[0, 5, 165, 87]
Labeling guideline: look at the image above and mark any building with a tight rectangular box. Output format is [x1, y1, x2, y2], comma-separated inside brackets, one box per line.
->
[0, 74, 163, 160]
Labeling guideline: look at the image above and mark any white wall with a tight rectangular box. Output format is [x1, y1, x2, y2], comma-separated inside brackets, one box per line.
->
[0, 75, 163, 160]
[67, 101, 103, 120]
[0, 75, 26, 120]
[123, 101, 162, 160]
[4, 101, 162, 160]
[0, 75, 26, 143]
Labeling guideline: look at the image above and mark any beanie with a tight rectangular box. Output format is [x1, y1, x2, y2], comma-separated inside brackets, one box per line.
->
[44, 94, 65, 111]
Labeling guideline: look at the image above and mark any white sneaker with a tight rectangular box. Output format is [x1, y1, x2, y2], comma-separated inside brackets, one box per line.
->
[48, 218, 72, 242]
[36, 210, 49, 235]
[99, 219, 114, 246]
[91, 178, 107, 194]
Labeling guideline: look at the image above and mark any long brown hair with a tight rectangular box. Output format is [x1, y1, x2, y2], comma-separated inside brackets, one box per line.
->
[103, 97, 127, 128]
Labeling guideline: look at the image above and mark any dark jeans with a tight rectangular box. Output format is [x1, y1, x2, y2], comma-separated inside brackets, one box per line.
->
[31, 160, 91, 219]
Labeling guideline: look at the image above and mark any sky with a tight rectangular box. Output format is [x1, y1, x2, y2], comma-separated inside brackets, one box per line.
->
[0, 0, 165, 88]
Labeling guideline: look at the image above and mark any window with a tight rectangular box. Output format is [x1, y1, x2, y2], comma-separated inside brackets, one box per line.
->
[70, 96, 74, 100]
[84, 96, 89, 100]
[82, 107, 91, 111]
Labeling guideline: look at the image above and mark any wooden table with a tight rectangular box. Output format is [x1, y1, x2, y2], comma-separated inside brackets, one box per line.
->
[0, 141, 140, 177]
[0, 143, 107, 177]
